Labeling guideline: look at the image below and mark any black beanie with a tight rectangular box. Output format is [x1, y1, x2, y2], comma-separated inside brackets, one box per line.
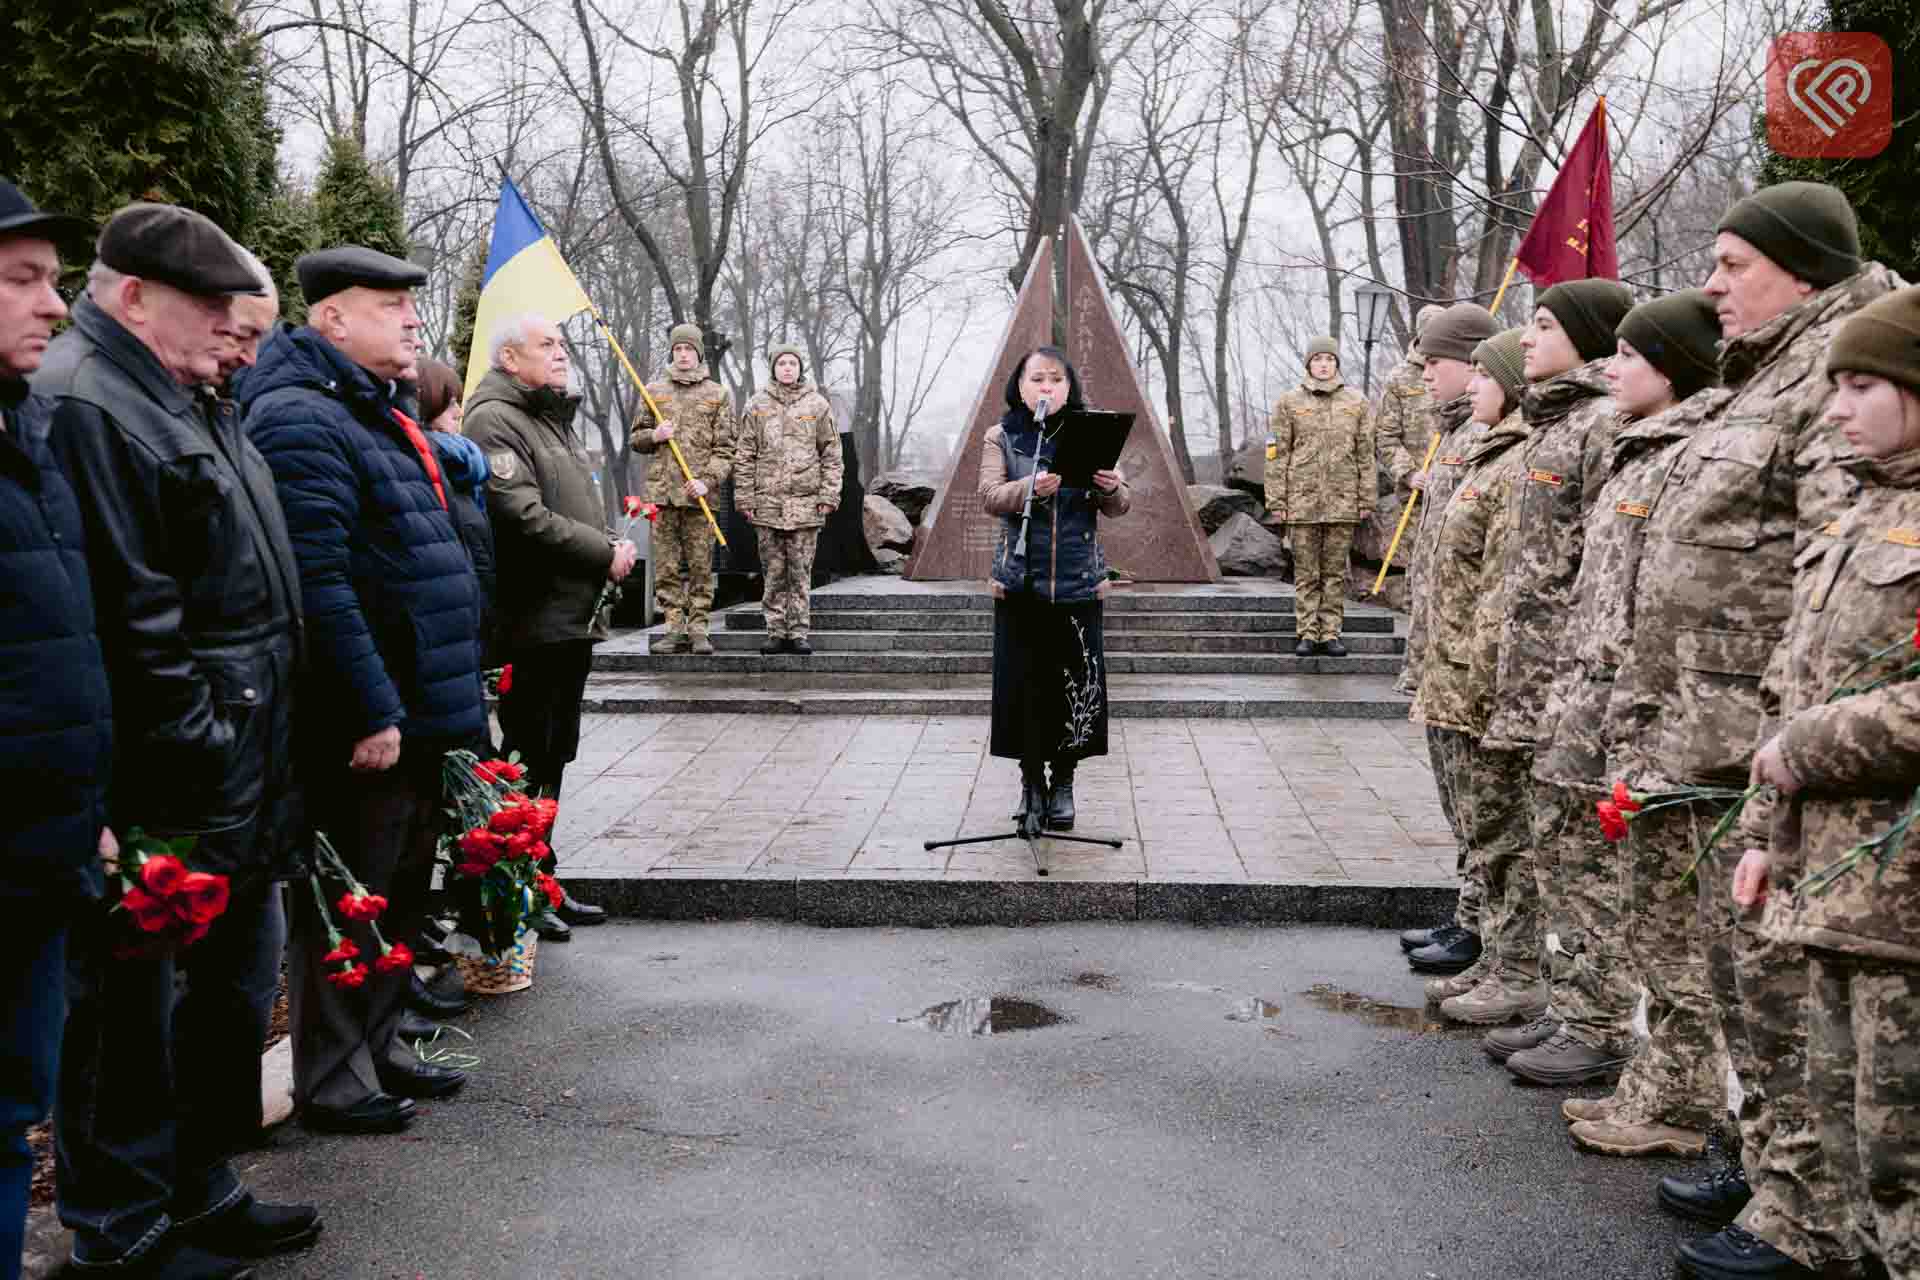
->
[1538, 279, 1634, 364]
[1616, 289, 1723, 402]
[1419, 303, 1499, 363]
[1717, 181, 1861, 289]
[1828, 286, 1920, 399]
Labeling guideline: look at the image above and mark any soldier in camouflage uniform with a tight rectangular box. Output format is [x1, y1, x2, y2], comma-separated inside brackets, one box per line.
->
[1596, 183, 1904, 1280]
[736, 343, 842, 654]
[1410, 328, 1538, 1020]
[1396, 304, 1498, 983]
[630, 323, 735, 655]
[1376, 303, 1445, 495]
[1461, 279, 1632, 1066]
[1735, 286, 1920, 1280]
[1526, 292, 1729, 1138]
[1264, 336, 1375, 654]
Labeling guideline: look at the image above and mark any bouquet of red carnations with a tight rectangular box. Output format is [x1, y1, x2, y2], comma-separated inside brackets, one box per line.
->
[438, 750, 564, 958]
[109, 829, 232, 959]
[306, 830, 415, 989]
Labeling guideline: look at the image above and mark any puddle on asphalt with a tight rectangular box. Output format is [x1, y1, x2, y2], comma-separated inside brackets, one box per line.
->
[1225, 997, 1284, 1023]
[1071, 972, 1121, 991]
[900, 997, 1067, 1036]
[1301, 983, 1450, 1033]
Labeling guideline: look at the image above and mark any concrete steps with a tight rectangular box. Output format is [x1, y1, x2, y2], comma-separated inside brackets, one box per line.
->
[582, 575, 1412, 718]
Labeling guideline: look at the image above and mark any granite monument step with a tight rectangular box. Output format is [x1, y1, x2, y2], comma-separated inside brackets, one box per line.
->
[722, 608, 1395, 635]
[602, 629, 1405, 657]
[804, 587, 1320, 614]
[600, 651, 1404, 676]
[579, 671, 1411, 718]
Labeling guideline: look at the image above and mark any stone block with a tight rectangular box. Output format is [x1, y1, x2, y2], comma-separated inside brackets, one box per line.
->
[1208, 512, 1289, 578]
[1185, 484, 1262, 534]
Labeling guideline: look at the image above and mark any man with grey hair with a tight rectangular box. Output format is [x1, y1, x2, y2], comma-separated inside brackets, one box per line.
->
[463, 312, 628, 934]
[38, 203, 316, 1278]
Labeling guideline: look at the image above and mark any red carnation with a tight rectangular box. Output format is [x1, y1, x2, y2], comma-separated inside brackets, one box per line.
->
[336, 892, 388, 922]
[121, 886, 175, 934]
[173, 872, 230, 926]
[497, 664, 514, 694]
[643, 503, 660, 524]
[140, 854, 188, 898]
[1611, 780, 1642, 814]
[1595, 800, 1629, 842]
[323, 938, 361, 965]
[537, 873, 565, 909]
[374, 942, 414, 974]
[456, 860, 492, 878]
[530, 798, 559, 838]
[503, 829, 538, 860]
[489, 805, 531, 835]
[179, 922, 212, 948]
[1912, 606, 1918, 650]
[325, 963, 370, 990]
[458, 827, 503, 860]
[623, 495, 644, 517]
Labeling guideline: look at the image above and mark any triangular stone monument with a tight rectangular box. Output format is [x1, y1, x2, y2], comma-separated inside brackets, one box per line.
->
[907, 222, 1218, 582]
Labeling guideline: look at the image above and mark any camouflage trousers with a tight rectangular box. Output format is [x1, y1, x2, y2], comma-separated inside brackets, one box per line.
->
[756, 526, 820, 640]
[653, 505, 717, 638]
[1806, 949, 1920, 1278]
[1395, 508, 1437, 696]
[1425, 726, 1479, 931]
[1465, 744, 1538, 979]
[1697, 849, 1857, 1267]
[1608, 802, 1726, 1132]
[1288, 523, 1355, 643]
[1531, 781, 1640, 1054]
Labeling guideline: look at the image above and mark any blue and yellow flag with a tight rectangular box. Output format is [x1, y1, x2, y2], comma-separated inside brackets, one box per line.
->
[463, 177, 593, 397]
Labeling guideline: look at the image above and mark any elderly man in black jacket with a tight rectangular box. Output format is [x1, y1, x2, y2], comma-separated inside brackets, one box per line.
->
[0, 180, 113, 1280]
[38, 203, 316, 1279]
[245, 246, 486, 1137]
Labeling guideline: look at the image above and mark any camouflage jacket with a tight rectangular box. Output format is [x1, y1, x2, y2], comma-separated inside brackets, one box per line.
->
[1374, 352, 1429, 490]
[1410, 411, 1530, 736]
[1608, 265, 1904, 792]
[1481, 363, 1619, 749]
[1762, 450, 1920, 964]
[628, 362, 735, 507]
[1533, 390, 1727, 787]
[1397, 394, 1477, 696]
[735, 379, 843, 530]
[1263, 375, 1375, 524]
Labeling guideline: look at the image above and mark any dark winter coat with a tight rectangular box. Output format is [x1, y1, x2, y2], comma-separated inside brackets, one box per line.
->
[430, 429, 499, 668]
[0, 380, 113, 903]
[462, 369, 613, 651]
[979, 410, 1131, 604]
[38, 298, 305, 879]
[242, 325, 485, 759]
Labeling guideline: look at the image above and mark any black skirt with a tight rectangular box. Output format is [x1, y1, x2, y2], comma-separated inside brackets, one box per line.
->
[989, 591, 1109, 763]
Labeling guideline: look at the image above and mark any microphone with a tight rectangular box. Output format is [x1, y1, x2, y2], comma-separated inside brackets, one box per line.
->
[1035, 395, 1051, 423]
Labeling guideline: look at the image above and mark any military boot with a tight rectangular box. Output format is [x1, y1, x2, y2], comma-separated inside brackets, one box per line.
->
[1507, 1032, 1629, 1086]
[653, 630, 691, 655]
[1569, 1115, 1706, 1158]
[1045, 760, 1076, 831]
[691, 631, 715, 656]
[1483, 1013, 1558, 1064]
[1424, 951, 1490, 1002]
[1399, 922, 1451, 953]
[1675, 1227, 1819, 1279]
[1408, 927, 1482, 974]
[1658, 1128, 1752, 1226]
[1561, 1094, 1620, 1125]
[1439, 975, 1547, 1025]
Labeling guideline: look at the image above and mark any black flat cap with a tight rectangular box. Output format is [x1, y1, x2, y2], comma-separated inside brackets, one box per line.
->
[98, 202, 265, 296]
[296, 246, 428, 305]
[0, 177, 94, 245]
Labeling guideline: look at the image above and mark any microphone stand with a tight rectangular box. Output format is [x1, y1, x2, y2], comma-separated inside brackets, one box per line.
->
[924, 396, 1124, 875]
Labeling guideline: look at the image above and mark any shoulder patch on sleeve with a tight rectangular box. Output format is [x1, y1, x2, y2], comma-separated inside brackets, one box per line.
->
[489, 450, 518, 480]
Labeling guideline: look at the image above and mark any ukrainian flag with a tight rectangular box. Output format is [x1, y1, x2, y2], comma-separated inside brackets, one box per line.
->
[463, 177, 593, 397]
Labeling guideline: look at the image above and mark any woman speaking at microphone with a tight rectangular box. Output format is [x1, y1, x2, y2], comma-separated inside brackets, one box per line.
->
[978, 346, 1131, 832]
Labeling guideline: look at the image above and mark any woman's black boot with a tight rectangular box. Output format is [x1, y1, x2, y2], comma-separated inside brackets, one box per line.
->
[1046, 760, 1077, 831]
[1013, 759, 1048, 829]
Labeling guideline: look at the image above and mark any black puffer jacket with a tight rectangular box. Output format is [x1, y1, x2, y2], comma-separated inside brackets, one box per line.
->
[38, 298, 305, 879]
[0, 380, 113, 903]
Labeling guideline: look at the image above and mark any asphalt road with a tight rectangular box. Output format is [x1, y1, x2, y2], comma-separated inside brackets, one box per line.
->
[234, 921, 1701, 1279]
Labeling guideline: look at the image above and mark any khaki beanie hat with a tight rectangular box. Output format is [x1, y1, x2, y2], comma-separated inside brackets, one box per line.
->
[668, 322, 705, 357]
[1617, 289, 1722, 402]
[1538, 278, 1635, 364]
[1473, 328, 1529, 413]
[1718, 181, 1861, 289]
[767, 342, 806, 374]
[1305, 335, 1339, 362]
[1827, 285, 1920, 399]
[1419, 302, 1499, 363]
[1413, 303, 1446, 340]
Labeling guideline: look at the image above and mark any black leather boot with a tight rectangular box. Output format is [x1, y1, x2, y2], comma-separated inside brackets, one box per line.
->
[1012, 760, 1047, 831]
[1045, 761, 1077, 831]
[1659, 1128, 1752, 1225]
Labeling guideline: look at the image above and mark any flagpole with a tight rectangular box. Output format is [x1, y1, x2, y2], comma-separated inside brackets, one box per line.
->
[584, 300, 727, 548]
[1370, 430, 1443, 595]
[1488, 257, 1520, 314]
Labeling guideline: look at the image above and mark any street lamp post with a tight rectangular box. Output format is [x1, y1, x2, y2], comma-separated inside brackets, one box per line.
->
[1353, 281, 1394, 399]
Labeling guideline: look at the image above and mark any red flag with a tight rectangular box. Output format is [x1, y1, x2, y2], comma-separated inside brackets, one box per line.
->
[1514, 98, 1618, 287]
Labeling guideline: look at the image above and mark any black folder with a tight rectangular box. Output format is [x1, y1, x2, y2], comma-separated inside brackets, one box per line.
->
[1045, 410, 1136, 488]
